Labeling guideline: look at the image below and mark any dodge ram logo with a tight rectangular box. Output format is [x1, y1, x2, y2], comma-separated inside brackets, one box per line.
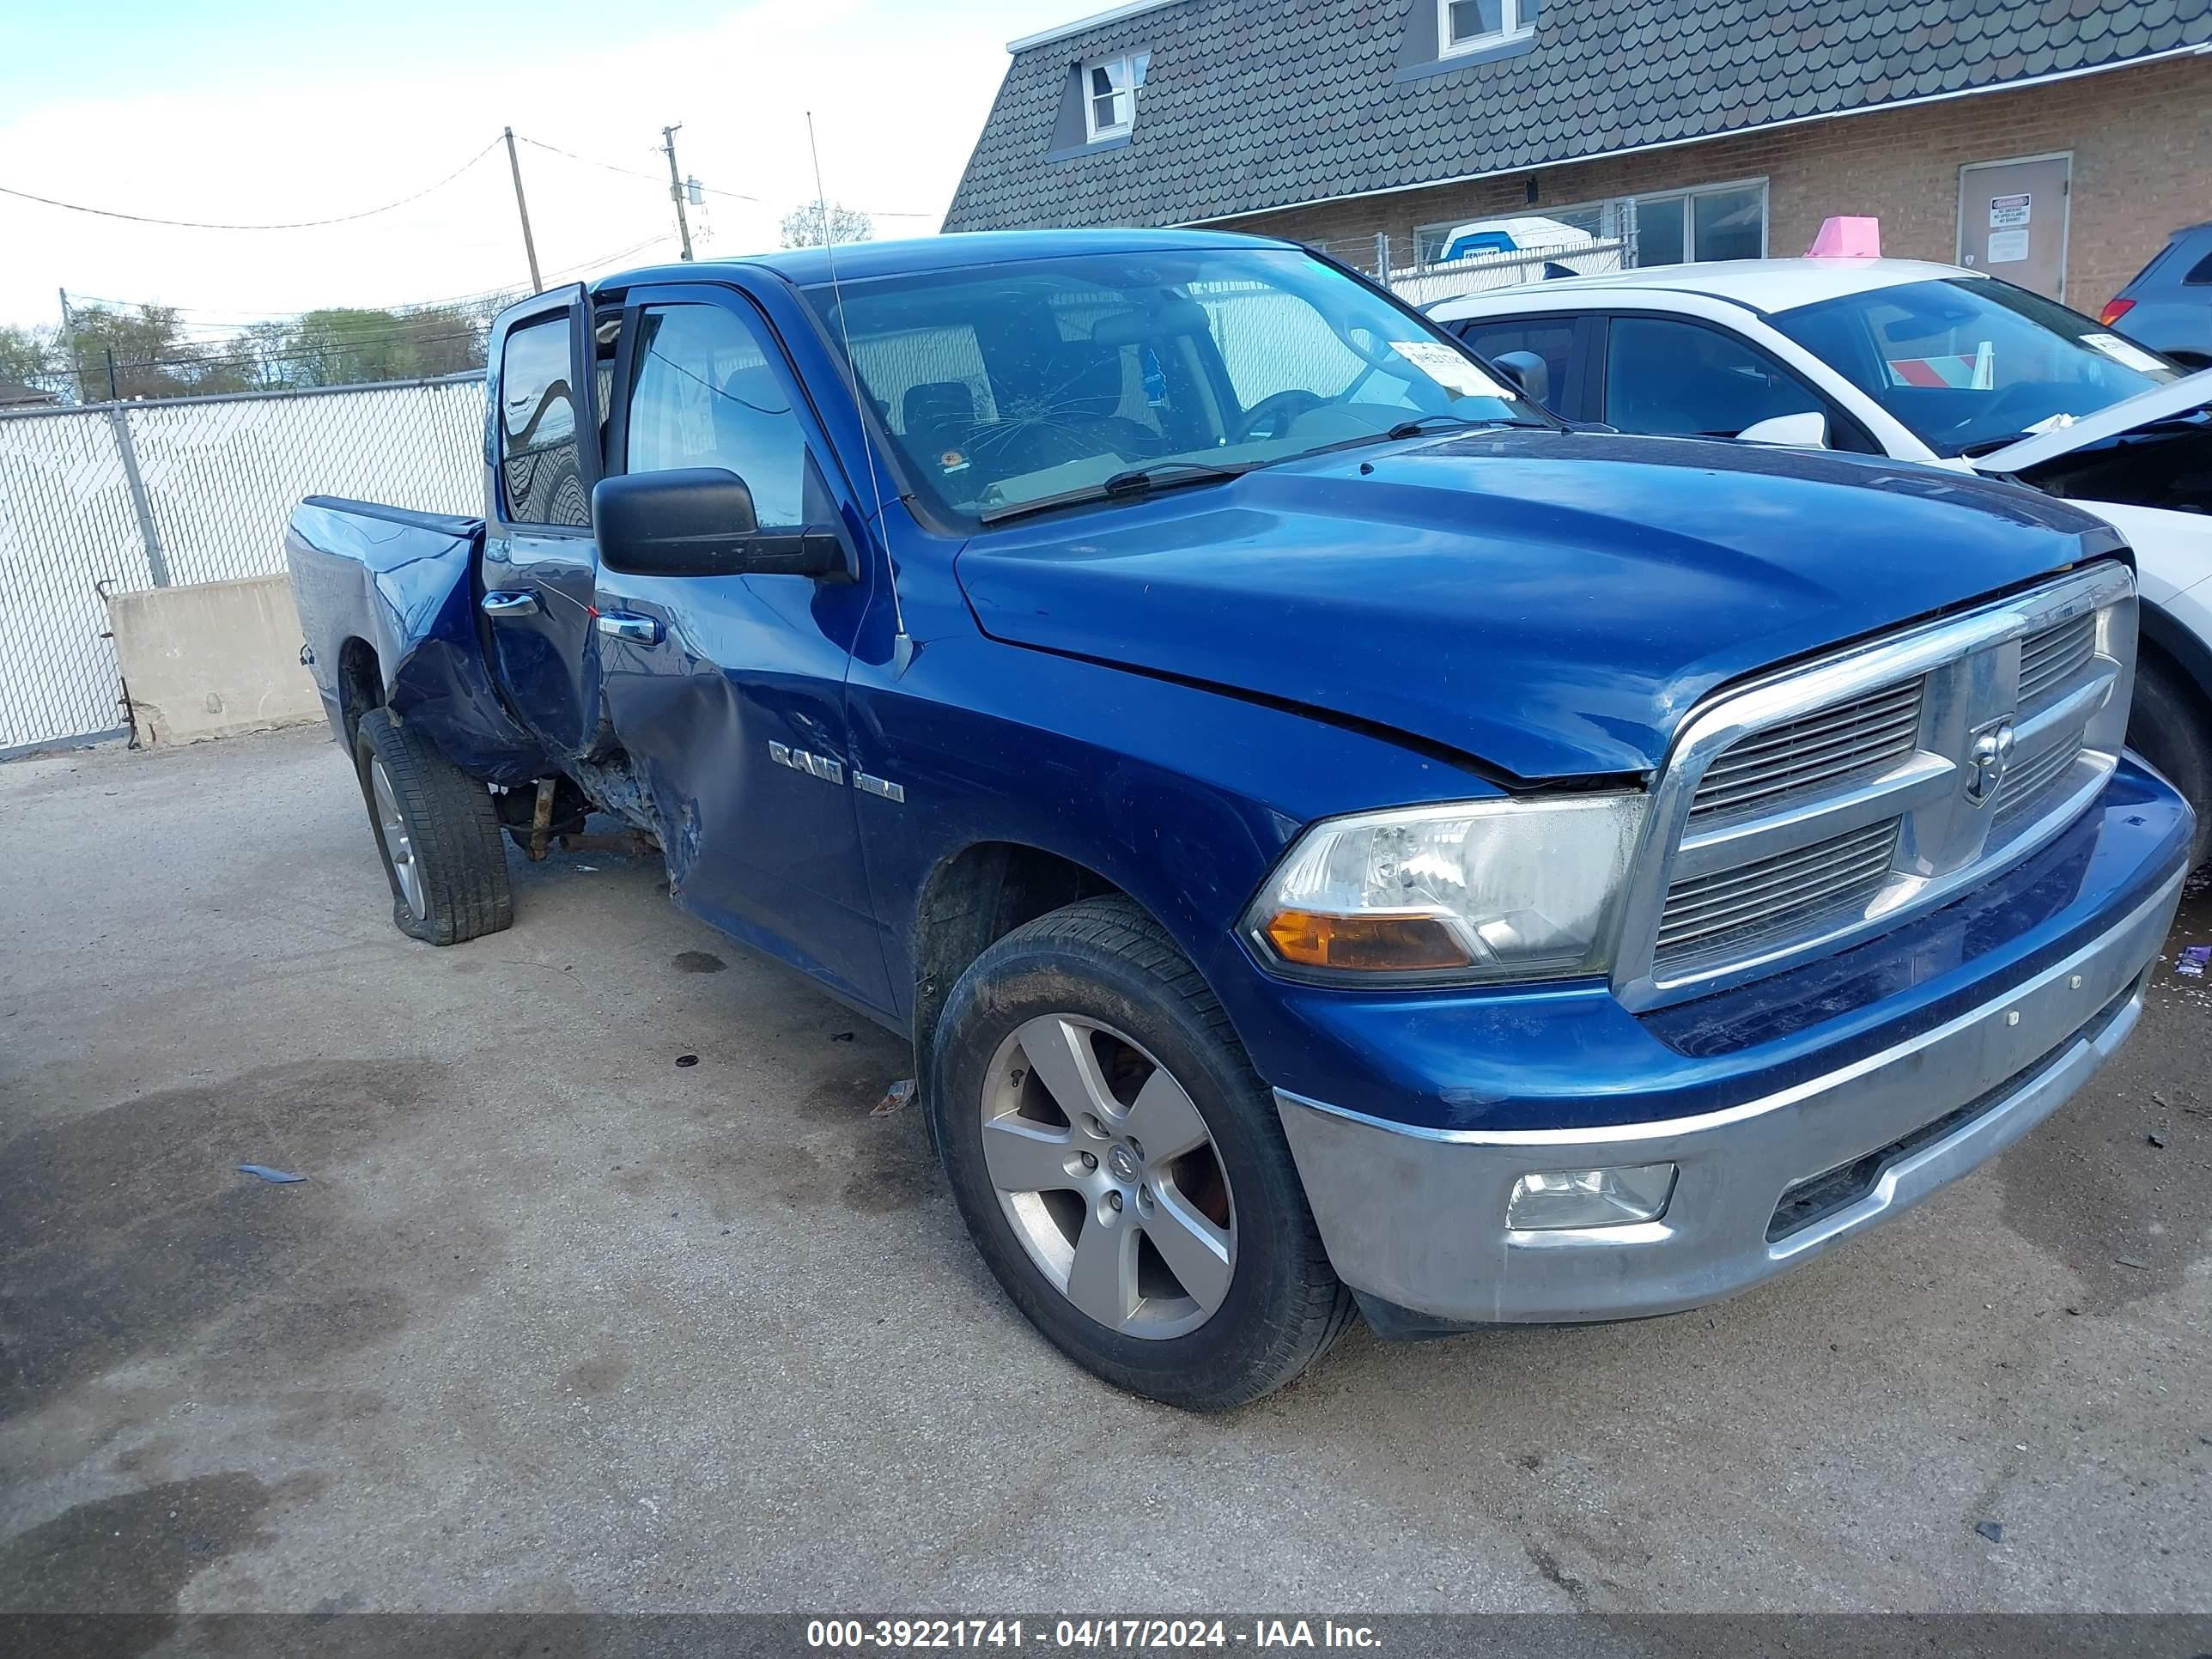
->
[1966, 719, 2016, 805]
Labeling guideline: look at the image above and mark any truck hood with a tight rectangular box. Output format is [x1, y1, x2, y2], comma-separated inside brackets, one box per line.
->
[1969, 364, 2212, 472]
[955, 429, 2116, 781]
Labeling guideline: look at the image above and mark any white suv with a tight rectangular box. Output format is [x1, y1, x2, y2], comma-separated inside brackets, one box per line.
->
[1430, 258, 2212, 863]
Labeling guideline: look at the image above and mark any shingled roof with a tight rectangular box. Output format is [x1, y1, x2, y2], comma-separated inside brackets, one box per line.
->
[944, 0, 2212, 232]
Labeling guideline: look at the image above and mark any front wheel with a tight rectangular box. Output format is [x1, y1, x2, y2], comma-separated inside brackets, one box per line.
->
[928, 896, 1353, 1411]
[2126, 653, 2212, 871]
[354, 707, 514, 944]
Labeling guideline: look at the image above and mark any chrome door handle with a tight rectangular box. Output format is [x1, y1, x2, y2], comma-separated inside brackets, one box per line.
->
[481, 590, 539, 617]
[596, 611, 664, 645]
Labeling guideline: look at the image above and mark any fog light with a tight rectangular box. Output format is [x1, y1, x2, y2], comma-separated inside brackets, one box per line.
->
[1507, 1164, 1677, 1231]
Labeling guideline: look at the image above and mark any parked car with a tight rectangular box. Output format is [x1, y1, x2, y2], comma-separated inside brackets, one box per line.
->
[1430, 258, 2212, 865]
[287, 229, 2187, 1410]
[2101, 222, 2212, 368]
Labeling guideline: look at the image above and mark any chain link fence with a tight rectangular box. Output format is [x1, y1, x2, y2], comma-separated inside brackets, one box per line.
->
[0, 374, 486, 754]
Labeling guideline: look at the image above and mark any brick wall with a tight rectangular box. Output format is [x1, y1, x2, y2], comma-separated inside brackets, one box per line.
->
[1214, 54, 2211, 310]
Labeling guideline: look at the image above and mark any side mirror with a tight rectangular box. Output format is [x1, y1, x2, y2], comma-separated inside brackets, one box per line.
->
[1736, 411, 1830, 448]
[592, 468, 852, 581]
[1490, 349, 1550, 407]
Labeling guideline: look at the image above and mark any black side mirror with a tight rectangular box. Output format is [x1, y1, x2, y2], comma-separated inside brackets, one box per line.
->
[1490, 350, 1551, 408]
[592, 468, 852, 581]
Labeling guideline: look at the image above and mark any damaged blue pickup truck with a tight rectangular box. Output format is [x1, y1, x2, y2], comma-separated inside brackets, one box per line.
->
[288, 228, 2189, 1409]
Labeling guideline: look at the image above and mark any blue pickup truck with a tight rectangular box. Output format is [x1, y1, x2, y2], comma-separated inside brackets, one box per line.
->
[288, 228, 2189, 1410]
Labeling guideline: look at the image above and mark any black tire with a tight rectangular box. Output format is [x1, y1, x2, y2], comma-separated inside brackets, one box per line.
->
[929, 896, 1354, 1412]
[2127, 652, 2212, 871]
[353, 706, 514, 945]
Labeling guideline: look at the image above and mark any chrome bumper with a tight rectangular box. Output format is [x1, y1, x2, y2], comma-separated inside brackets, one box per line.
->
[1276, 869, 2181, 1327]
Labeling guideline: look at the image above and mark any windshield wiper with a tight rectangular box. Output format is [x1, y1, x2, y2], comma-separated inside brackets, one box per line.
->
[977, 460, 1252, 526]
[1102, 459, 1250, 495]
[1384, 412, 1520, 441]
[1269, 413, 1534, 469]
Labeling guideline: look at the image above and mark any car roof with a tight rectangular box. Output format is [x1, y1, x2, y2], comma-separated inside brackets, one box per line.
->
[593, 227, 1297, 297]
[1429, 257, 1983, 318]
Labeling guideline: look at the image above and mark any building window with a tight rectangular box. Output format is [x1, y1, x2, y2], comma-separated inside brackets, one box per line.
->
[1439, 0, 1534, 56]
[1630, 180, 1768, 266]
[1083, 54, 1147, 143]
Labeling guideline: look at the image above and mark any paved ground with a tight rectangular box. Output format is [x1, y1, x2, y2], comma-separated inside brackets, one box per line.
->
[1, 725, 2208, 1619]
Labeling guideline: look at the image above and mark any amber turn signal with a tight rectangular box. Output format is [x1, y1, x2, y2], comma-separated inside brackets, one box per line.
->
[1261, 909, 1474, 973]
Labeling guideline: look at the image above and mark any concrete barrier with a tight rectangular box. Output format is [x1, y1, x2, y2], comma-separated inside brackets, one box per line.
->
[105, 574, 323, 747]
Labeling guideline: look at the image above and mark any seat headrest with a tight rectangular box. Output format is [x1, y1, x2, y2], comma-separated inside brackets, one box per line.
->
[1037, 344, 1123, 418]
[903, 380, 975, 433]
[712, 363, 789, 459]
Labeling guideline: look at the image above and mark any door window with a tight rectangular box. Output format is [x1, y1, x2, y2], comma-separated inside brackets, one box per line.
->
[1603, 315, 1835, 441]
[1454, 318, 1580, 414]
[499, 315, 588, 527]
[623, 303, 808, 530]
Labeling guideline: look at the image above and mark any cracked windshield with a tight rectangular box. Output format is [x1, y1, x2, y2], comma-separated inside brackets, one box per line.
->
[806, 245, 1542, 525]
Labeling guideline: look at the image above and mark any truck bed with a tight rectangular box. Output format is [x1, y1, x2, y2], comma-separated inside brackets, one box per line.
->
[285, 495, 546, 783]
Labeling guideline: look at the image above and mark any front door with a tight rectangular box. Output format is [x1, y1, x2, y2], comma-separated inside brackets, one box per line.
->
[593, 286, 890, 1012]
[480, 286, 604, 760]
[1958, 154, 2071, 301]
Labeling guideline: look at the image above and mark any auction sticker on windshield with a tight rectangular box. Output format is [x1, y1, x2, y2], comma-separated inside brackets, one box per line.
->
[1389, 340, 1511, 400]
[2081, 332, 2167, 375]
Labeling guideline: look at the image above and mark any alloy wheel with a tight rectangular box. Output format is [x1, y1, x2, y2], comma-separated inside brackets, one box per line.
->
[368, 756, 427, 921]
[980, 1014, 1236, 1340]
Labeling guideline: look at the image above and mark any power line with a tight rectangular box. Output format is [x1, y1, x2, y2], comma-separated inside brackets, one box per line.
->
[514, 131, 935, 217]
[0, 138, 504, 231]
[516, 134, 696, 191]
[56, 228, 683, 332]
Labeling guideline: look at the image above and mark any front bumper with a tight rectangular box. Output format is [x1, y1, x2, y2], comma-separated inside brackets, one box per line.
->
[1276, 864, 2181, 1327]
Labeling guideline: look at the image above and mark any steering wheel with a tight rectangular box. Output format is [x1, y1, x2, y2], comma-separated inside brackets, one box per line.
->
[1936, 380, 2054, 447]
[1233, 388, 1328, 444]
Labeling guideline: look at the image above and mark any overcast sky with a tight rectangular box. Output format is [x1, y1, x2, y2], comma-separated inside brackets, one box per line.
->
[0, 0, 1059, 334]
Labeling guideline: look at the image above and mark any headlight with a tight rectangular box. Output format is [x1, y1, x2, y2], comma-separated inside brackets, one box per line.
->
[1244, 794, 1647, 984]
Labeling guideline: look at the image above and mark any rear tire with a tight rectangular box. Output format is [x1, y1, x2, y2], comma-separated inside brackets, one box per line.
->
[2126, 653, 2212, 871]
[354, 707, 514, 944]
[928, 896, 1353, 1411]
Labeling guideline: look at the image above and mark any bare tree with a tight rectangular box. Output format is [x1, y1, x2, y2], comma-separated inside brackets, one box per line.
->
[780, 199, 873, 250]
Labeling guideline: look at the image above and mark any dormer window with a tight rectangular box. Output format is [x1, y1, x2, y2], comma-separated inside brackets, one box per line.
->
[1439, 0, 1534, 56]
[1083, 53, 1147, 143]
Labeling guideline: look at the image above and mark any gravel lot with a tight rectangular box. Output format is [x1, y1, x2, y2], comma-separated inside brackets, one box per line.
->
[3, 725, 2208, 1619]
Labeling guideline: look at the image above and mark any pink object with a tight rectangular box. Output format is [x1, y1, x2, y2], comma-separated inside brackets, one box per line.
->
[1806, 216, 1882, 258]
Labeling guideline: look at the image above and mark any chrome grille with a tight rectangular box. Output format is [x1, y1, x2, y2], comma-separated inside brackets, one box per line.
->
[1991, 737, 2083, 831]
[1686, 679, 1923, 825]
[1613, 564, 2137, 1012]
[2020, 613, 2096, 708]
[1655, 818, 1901, 971]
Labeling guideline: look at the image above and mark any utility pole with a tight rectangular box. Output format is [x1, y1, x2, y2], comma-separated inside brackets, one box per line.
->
[58, 288, 72, 333]
[659, 124, 695, 262]
[502, 127, 544, 294]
